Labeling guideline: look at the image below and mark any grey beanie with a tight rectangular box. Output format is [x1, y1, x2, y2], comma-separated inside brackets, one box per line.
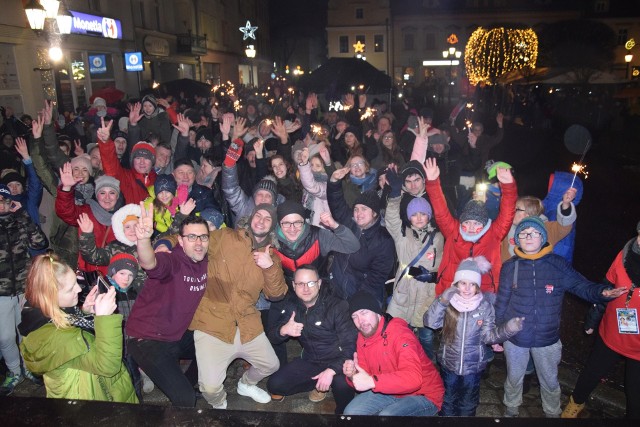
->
[252, 176, 278, 205]
[94, 175, 121, 197]
[459, 200, 489, 226]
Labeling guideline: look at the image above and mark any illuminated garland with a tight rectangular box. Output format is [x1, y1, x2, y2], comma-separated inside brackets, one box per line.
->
[465, 27, 538, 85]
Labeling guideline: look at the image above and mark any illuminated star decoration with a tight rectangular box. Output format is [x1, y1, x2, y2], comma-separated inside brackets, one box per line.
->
[353, 41, 365, 53]
[239, 20, 258, 40]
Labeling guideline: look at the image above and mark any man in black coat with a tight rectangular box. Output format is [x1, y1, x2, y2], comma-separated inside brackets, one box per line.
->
[266, 264, 357, 414]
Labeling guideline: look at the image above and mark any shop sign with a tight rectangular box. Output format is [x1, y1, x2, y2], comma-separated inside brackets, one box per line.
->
[70, 10, 122, 39]
[89, 55, 107, 74]
[144, 36, 170, 57]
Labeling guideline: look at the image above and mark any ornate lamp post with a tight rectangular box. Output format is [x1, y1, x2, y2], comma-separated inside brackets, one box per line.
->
[443, 47, 462, 104]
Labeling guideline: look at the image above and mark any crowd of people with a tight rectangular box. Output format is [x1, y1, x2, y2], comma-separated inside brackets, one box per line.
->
[0, 85, 637, 418]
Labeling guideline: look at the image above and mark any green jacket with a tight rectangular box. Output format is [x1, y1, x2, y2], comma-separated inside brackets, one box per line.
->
[20, 314, 138, 403]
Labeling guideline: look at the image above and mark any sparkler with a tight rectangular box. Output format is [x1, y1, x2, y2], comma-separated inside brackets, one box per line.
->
[569, 138, 591, 188]
[360, 107, 377, 121]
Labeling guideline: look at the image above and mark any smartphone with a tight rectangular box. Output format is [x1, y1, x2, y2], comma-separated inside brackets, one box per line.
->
[96, 274, 111, 294]
[475, 182, 487, 199]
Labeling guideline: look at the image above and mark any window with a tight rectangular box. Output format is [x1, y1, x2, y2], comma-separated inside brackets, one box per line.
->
[355, 8, 363, 19]
[339, 36, 349, 53]
[374, 35, 384, 52]
[404, 33, 414, 50]
[618, 28, 628, 46]
[425, 33, 435, 50]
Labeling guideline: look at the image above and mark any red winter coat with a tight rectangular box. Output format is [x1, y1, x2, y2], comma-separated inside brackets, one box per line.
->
[99, 139, 156, 204]
[426, 177, 517, 295]
[54, 186, 114, 274]
[599, 248, 640, 361]
[348, 316, 444, 410]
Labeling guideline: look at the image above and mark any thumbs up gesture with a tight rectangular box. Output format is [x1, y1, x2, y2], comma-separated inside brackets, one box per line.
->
[253, 244, 274, 269]
[280, 311, 304, 337]
[351, 352, 375, 391]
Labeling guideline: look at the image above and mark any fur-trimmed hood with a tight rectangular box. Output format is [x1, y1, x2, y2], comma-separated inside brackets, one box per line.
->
[111, 203, 141, 247]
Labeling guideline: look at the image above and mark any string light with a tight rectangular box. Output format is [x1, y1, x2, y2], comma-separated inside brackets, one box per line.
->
[465, 27, 538, 86]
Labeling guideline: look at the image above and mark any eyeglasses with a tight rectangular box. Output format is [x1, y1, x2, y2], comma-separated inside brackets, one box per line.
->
[349, 161, 365, 168]
[280, 221, 305, 229]
[517, 231, 542, 240]
[293, 280, 318, 288]
[181, 234, 210, 242]
[382, 135, 394, 140]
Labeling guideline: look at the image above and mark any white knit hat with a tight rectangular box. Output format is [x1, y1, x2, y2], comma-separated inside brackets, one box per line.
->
[453, 256, 491, 285]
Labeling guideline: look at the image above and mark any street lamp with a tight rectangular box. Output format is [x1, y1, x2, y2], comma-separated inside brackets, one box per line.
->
[443, 47, 462, 104]
[625, 54, 633, 80]
[245, 45, 256, 87]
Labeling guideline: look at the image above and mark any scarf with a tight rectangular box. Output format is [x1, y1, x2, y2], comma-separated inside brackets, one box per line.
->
[312, 171, 328, 183]
[74, 183, 94, 206]
[63, 306, 95, 331]
[276, 222, 309, 251]
[349, 170, 377, 192]
[450, 292, 483, 312]
[86, 199, 115, 226]
[459, 218, 492, 243]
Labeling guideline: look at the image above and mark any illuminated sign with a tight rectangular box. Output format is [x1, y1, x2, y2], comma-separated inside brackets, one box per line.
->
[89, 54, 107, 74]
[124, 52, 144, 72]
[70, 10, 122, 39]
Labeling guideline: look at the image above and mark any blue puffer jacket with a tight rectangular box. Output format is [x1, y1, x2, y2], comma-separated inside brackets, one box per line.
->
[496, 244, 608, 348]
[543, 171, 583, 263]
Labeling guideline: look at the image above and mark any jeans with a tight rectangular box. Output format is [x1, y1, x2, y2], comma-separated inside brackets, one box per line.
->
[439, 367, 482, 416]
[344, 390, 439, 416]
[503, 339, 562, 417]
[0, 295, 25, 375]
[267, 357, 354, 414]
[127, 330, 198, 407]
[415, 326, 436, 364]
[572, 334, 640, 418]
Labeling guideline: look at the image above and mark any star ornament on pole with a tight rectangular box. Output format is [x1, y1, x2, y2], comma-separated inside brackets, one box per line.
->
[239, 20, 258, 40]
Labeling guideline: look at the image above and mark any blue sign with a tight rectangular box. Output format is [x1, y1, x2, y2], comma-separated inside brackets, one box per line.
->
[70, 10, 122, 39]
[89, 55, 107, 74]
[125, 52, 144, 72]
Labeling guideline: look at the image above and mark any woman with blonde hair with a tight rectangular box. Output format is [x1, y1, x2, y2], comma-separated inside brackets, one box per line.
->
[18, 252, 138, 403]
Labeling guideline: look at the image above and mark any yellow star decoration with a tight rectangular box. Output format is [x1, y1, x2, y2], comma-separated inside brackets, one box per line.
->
[353, 41, 365, 53]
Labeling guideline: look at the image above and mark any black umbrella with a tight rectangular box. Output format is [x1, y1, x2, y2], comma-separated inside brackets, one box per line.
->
[158, 78, 212, 98]
[298, 58, 392, 99]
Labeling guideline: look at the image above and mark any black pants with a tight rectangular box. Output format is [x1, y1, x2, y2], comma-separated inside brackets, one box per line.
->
[267, 299, 289, 366]
[127, 330, 198, 407]
[572, 334, 640, 418]
[266, 357, 355, 414]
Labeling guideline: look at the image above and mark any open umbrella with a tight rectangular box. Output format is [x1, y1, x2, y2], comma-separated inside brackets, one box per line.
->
[89, 86, 125, 105]
[158, 79, 212, 98]
[298, 58, 392, 99]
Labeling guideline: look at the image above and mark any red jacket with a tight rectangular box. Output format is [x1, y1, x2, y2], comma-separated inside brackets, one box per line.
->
[54, 186, 114, 274]
[99, 139, 156, 204]
[348, 316, 444, 409]
[426, 177, 517, 295]
[600, 249, 640, 361]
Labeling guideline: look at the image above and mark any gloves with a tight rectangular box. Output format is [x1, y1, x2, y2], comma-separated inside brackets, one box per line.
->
[386, 168, 403, 198]
[439, 286, 458, 305]
[408, 265, 436, 283]
[505, 317, 525, 334]
[223, 138, 244, 167]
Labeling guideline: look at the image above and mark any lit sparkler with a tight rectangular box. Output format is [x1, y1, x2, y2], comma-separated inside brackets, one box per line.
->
[570, 162, 589, 187]
[360, 107, 376, 121]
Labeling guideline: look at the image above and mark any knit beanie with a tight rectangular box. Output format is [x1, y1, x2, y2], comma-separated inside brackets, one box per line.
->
[459, 200, 489, 226]
[251, 203, 277, 233]
[112, 130, 128, 142]
[401, 160, 426, 182]
[277, 200, 306, 221]
[70, 154, 94, 176]
[196, 127, 214, 144]
[354, 190, 381, 216]
[118, 117, 129, 132]
[94, 175, 120, 197]
[514, 216, 548, 247]
[0, 171, 26, 187]
[348, 290, 382, 315]
[131, 141, 156, 164]
[252, 176, 278, 206]
[427, 133, 450, 153]
[0, 184, 16, 201]
[344, 126, 360, 138]
[108, 253, 138, 278]
[200, 208, 225, 229]
[407, 197, 432, 220]
[453, 256, 491, 285]
[92, 97, 107, 109]
[154, 174, 177, 196]
[141, 94, 158, 110]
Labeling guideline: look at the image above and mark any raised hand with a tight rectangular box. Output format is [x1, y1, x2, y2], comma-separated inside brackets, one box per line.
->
[318, 145, 331, 165]
[31, 113, 45, 139]
[157, 98, 170, 109]
[14, 137, 30, 160]
[96, 117, 113, 143]
[219, 113, 232, 137]
[424, 157, 439, 181]
[73, 139, 84, 156]
[417, 117, 429, 139]
[135, 201, 154, 240]
[59, 162, 78, 189]
[330, 167, 350, 183]
[284, 119, 301, 134]
[496, 166, 514, 184]
[343, 93, 354, 109]
[232, 116, 247, 140]
[253, 138, 265, 159]
[440, 285, 458, 305]
[562, 187, 577, 208]
[253, 244, 274, 269]
[300, 147, 310, 165]
[172, 113, 193, 137]
[496, 112, 504, 128]
[77, 212, 94, 233]
[42, 100, 53, 125]
[280, 311, 304, 337]
[306, 93, 317, 112]
[179, 198, 196, 216]
[128, 102, 143, 125]
[272, 116, 288, 141]
[94, 286, 117, 316]
[468, 132, 478, 148]
[319, 212, 338, 230]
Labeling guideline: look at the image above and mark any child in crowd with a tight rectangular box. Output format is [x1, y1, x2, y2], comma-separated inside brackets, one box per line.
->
[145, 174, 194, 236]
[424, 257, 523, 416]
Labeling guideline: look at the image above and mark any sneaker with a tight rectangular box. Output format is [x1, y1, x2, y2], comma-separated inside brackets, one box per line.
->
[237, 381, 271, 404]
[211, 400, 227, 410]
[140, 371, 154, 394]
[504, 406, 519, 418]
[561, 396, 585, 418]
[308, 389, 327, 402]
[0, 372, 25, 396]
[270, 393, 285, 402]
[23, 369, 44, 387]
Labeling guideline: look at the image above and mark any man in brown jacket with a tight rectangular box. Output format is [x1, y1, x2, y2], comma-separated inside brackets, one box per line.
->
[190, 203, 287, 409]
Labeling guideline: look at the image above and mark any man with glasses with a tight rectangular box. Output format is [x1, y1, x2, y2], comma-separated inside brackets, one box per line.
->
[266, 264, 357, 413]
[189, 203, 288, 409]
[125, 211, 209, 407]
[496, 216, 626, 418]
